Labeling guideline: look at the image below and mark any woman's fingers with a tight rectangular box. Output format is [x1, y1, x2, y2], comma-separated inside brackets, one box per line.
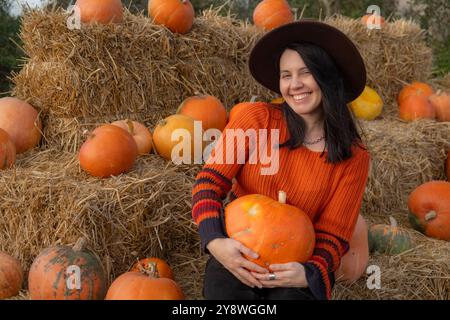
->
[238, 243, 259, 259]
[241, 259, 269, 274]
[236, 267, 263, 289]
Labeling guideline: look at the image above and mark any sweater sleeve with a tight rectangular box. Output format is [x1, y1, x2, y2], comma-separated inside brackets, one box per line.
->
[304, 147, 370, 300]
[192, 103, 270, 252]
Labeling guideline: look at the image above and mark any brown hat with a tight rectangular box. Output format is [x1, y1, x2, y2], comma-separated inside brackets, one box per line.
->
[249, 19, 366, 102]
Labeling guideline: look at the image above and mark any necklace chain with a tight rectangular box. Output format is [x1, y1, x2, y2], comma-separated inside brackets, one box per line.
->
[303, 136, 325, 145]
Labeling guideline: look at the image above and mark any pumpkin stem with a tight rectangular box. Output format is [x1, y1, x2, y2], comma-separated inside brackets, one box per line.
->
[389, 216, 398, 228]
[140, 262, 160, 278]
[73, 237, 87, 252]
[436, 89, 442, 96]
[425, 211, 437, 221]
[125, 119, 135, 135]
[278, 190, 286, 204]
[250, 95, 258, 102]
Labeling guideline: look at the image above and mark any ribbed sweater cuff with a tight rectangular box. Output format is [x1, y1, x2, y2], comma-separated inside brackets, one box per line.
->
[198, 217, 227, 254]
[304, 261, 334, 300]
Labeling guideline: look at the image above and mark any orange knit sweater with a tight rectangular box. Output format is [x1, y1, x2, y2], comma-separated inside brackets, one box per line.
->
[192, 102, 370, 300]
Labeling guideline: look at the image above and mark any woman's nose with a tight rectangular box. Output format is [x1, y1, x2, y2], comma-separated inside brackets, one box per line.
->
[290, 76, 304, 89]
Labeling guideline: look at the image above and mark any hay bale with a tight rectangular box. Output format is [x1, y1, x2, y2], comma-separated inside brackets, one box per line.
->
[0, 149, 201, 284]
[326, 15, 433, 115]
[41, 109, 170, 153]
[12, 8, 271, 118]
[360, 118, 450, 218]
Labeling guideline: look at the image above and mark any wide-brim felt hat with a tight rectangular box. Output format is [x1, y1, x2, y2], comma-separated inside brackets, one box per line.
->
[249, 19, 366, 103]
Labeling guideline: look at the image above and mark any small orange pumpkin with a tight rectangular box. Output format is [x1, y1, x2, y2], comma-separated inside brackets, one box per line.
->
[148, 0, 195, 34]
[111, 119, 153, 155]
[225, 191, 315, 268]
[153, 114, 202, 163]
[177, 95, 227, 132]
[0, 251, 23, 299]
[335, 215, 369, 283]
[0, 97, 42, 154]
[0, 128, 16, 170]
[105, 265, 184, 300]
[361, 14, 386, 28]
[398, 82, 434, 106]
[428, 90, 450, 122]
[408, 180, 450, 240]
[79, 124, 138, 178]
[253, 0, 294, 31]
[228, 102, 261, 123]
[75, 0, 123, 24]
[399, 94, 435, 121]
[28, 238, 107, 300]
[130, 257, 174, 279]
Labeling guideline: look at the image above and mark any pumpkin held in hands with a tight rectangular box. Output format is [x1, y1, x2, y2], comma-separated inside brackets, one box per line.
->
[106, 262, 184, 300]
[368, 216, 413, 254]
[225, 191, 315, 268]
[0, 128, 15, 170]
[177, 95, 227, 132]
[79, 124, 138, 178]
[75, 0, 124, 24]
[131, 257, 174, 279]
[408, 181, 450, 241]
[253, 0, 294, 31]
[28, 238, 107, 300]
[0, 97, 42, 154]
[0, 252, 23, 299]
[148, 0, 195, 34]
[111, 119, 153, 155]
[335, 215, 369, 283]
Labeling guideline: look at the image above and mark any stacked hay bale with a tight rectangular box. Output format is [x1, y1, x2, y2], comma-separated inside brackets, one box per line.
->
[326, 15, 433, 116]
[2, 7, 448, 300]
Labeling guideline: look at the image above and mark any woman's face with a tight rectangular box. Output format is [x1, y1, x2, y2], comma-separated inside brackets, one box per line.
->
[279, 49, 322, 117]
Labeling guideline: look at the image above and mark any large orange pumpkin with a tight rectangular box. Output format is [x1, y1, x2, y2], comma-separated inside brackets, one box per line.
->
[225, 191, 315, 268]
[253, 0, 294, 31]
[130, 257, 174, 279]
[0, 128, 16, 170]
[79, 124, 138, 178]
[177, 95, 227, 132]
[105, 269, 184, 300]
[28, 238, 107, 300]
[0, 252, 23, 299]
[399, 94, 435, 121]
[335, 215, 369, 283]
[148, 0, 195, 34]
[153, 114, 202, 163]
[408, 180, 450, 240]
[75, 0, 123, 24]
[397, 81, 434, 106]
[0, 97, 42, 154]
[111, 119, 153, 155]
[429, 90, 450, 122]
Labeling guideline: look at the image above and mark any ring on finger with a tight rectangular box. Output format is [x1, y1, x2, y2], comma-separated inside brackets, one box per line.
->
[268, 273, 276, 281]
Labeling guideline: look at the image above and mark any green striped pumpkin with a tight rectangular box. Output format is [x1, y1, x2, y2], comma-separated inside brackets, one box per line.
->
[368, 217, 413, 255]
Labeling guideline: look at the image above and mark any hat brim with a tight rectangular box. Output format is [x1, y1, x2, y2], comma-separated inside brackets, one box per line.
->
[249, 20, 366, 103]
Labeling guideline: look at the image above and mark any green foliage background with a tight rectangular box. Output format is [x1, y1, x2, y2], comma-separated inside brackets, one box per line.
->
[0, 0, 448, 97]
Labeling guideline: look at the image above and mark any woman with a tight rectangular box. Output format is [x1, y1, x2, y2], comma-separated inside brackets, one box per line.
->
[191, 20, 370, 300]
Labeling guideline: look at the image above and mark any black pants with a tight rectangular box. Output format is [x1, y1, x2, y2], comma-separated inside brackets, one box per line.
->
[203, 256, 316, 300]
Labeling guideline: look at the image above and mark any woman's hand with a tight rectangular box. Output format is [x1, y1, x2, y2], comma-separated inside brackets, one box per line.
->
[207, 238, 269, 288]
[251, 262, 308, 288]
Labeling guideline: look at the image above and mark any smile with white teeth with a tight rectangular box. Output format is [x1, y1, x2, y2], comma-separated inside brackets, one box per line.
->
[292, 92, 311, 102]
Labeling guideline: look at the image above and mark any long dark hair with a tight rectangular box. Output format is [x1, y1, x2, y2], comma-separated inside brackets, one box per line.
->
[275, 42, 364, 163]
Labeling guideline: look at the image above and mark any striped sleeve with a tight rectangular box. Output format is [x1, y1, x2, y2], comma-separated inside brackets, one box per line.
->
[304, 147, 370, 300]
[191, 103, 270, 252]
